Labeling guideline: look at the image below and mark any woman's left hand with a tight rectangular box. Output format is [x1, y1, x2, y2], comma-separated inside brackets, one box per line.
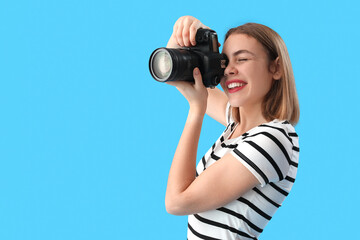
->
[166, 68, 208, 114]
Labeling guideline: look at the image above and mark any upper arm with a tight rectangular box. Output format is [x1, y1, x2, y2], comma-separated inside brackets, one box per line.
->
[230, 131, 291, 186]
[166, 126, 292, 216]
[168, 153, 260, 215]
[206, 87, 228, 126]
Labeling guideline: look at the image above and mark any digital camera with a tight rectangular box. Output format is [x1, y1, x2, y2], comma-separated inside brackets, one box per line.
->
[149, 29, 228, 88]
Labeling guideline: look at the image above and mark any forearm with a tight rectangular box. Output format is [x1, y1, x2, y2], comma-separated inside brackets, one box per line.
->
[206, 87, 228, 126]
[165, 107, 204, 206]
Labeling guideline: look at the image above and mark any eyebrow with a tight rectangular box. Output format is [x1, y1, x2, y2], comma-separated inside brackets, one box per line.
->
[232, 49, 256, 57]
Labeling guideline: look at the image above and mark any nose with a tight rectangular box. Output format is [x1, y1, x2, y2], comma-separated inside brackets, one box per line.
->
[224, 62, 238, 76]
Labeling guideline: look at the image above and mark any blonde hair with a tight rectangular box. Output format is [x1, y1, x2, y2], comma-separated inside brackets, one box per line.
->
[225, 23, 300, 125]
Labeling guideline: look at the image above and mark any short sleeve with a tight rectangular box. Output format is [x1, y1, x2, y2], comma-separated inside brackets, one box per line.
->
[230, 125, 292, 187]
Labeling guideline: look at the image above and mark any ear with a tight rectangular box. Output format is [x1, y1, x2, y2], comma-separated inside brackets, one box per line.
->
[270, 57, 282, 80]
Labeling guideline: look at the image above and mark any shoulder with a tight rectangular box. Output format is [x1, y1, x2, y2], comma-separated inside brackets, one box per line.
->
[243, 119, 299, 164]
[230, 119, 299, 186]
[250, 120, 299, 146]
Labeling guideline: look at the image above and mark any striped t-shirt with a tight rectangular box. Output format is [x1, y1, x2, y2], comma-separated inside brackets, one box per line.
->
[187, 104, 300, 240]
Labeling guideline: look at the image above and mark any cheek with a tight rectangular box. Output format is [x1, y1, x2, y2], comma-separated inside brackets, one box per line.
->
[247, 66, 273, 95]
[250, 64, 272, 85]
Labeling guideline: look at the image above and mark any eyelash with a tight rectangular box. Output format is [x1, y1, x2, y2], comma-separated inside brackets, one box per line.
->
[237, 58, 248, 62]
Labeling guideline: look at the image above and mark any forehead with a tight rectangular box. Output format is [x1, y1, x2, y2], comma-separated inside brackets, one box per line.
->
[222, 33, 266, 57]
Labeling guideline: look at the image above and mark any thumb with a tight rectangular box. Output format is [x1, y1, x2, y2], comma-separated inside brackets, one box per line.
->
[193, 68, 204, 88]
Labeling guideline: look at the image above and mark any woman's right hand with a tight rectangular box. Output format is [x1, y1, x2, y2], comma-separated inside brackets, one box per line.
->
[165, 16, 228, 126]
[166, 16, 210, 48]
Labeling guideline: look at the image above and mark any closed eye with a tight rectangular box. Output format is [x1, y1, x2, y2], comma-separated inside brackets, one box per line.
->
[237, 58, 248, 62]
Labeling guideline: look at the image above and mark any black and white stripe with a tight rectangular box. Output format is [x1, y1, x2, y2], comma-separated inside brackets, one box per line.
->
[192, 214, 258, 240]
[189, 107, 299, 239]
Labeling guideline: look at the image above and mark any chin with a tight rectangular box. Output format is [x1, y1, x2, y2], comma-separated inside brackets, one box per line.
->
[228, 99, 244, 108]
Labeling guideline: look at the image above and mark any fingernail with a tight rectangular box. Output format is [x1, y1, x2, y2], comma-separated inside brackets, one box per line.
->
[194, 68, 199, 75]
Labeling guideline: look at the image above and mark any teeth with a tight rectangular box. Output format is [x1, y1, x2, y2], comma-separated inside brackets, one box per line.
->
[228, 82, 245, 89]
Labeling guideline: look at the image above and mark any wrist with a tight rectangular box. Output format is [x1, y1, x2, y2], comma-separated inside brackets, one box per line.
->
[189, 104, 206, 117]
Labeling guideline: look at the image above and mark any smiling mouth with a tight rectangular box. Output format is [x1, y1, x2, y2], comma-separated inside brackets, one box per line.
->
[228, 82, 246, 89]
[226, 80, 247, 93]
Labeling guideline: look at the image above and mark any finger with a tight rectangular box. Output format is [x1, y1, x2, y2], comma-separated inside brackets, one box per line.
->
[193, 67, 204, 88]
[172, 22, 179, 47]
[175, 22, 184, 47]
[189, 22, 210, 46]
[189, 22, 198, 46]
[182, 17, 193, 46]
[182, 27, 191, 47]
[174, 17, 185, 47]
[170, 19, 180, 48]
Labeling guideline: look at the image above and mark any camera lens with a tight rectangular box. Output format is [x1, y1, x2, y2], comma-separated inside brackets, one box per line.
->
[149, 47, 200, 84]
[150, 49, 173, 81]
[149, 29, 225, 88]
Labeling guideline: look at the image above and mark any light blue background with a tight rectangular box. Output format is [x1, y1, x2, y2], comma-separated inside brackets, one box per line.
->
[1, 0, 359, 239]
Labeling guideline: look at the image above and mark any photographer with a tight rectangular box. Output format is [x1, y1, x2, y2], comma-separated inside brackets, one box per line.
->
[163, 16, 299, 239]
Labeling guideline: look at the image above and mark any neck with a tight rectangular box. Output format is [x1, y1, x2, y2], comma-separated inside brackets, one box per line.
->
[237, 102, 268, 133]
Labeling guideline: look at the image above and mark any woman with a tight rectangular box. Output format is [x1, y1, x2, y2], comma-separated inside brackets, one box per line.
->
[164, 16, 299, 239]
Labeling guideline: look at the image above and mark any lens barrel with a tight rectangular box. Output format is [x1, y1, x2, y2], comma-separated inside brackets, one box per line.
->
[149, 48, 200, 83]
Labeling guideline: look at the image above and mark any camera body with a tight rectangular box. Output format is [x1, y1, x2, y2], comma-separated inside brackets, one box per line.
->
[149, 29, 228, 88]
